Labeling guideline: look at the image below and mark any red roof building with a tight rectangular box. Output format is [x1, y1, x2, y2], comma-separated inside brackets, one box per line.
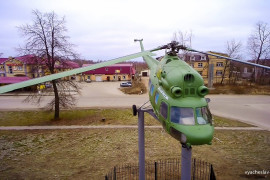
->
[82, 63, 136, 82]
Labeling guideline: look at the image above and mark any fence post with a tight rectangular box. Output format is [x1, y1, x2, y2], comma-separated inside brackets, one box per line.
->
[210, 164, 216, 180]
[155, 161, 158, 180]
[192, 158, 196, 180]
[114, 167, 116, 180]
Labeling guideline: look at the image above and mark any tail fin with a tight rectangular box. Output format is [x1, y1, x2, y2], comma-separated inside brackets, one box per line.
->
[134, 39, 144, 51]
[134, 39, 158, 69]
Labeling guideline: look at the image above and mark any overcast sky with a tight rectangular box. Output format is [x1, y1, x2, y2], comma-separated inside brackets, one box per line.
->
[0, 0, 269, 61]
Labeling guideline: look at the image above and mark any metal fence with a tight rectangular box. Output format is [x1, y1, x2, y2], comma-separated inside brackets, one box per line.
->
[105, 158, 216, 180]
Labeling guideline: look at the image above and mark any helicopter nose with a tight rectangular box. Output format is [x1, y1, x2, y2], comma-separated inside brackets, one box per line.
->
[180, 125, 214, 145]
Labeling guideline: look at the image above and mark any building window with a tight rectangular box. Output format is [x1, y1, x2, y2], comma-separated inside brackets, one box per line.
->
[198, 63, 203, 68]
[216, 62, 223, 67]
[198, 71, 203, 75]
[105, 68, 108, 71]
[8, 66, 13, 74]
[17, 66, 23, 71]
[160, 102, 168, 119]
[216, 70, 223, 76]
[201, 56, 206, 60]
[190, 56, 195, 61]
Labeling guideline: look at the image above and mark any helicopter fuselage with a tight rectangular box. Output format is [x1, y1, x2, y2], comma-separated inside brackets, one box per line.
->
[146, 54, 214, 146]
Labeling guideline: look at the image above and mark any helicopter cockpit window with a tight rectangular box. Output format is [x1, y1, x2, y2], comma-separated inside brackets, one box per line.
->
[170, 107, 195, 125]
[160, 102, 168, 119]
[196, 106, 212, 125]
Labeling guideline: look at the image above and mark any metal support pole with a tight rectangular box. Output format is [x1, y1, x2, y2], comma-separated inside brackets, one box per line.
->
[181, 145, 192, 180]
[208, 64, 214, 88]
[138, 109, 145, 180]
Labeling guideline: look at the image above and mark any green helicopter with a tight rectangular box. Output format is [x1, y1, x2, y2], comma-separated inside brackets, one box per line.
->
[135, 40, 213, 147]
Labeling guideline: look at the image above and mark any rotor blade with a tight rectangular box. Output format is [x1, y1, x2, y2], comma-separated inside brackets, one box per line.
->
[0, 51, 155, 94]
[186, 48, 270, 70]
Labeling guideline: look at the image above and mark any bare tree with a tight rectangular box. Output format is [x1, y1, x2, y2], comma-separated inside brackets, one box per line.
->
[172, 30, 193, 48]
[18, 10, 80, 120]
[172, 30, 193, 64]
[222, 40, 242, 84]
[247, 21, 270, 83]
[226, 40, 242, 59]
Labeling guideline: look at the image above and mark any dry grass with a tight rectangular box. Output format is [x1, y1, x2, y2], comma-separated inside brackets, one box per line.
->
[0, 129, 269, 179]
[209, 84, 270, 95]
[0, 109, 159, 126]
[0, 109, 251, 127]
[213, 115, 254, 127]
[0, 109, 266, 179]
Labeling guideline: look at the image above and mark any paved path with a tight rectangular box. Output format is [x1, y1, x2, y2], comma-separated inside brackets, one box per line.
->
[0, 125, 264, 131]
[207, 95, 270, 131]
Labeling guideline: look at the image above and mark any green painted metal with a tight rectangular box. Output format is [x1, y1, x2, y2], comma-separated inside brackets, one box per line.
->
[0, 51, 154, 94]
[135, 41, 214, 146]
[147, 54, 214, 146]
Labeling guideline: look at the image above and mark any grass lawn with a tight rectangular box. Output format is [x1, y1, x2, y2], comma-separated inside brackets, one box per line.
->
[0, 129, 269, 179]
[0, 109, 268, 179]
[0, 108, 252, 127]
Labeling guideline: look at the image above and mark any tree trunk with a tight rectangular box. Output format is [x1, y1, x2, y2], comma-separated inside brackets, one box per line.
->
[220, 60, 229, 85]
[52, 80, 60, 120]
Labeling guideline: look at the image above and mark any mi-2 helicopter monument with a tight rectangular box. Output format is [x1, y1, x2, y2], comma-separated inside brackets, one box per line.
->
[1, 40, 270, 180]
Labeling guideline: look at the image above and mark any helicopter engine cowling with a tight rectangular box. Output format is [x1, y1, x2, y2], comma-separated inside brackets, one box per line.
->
[197, 85, 209, 97]
[171, 86, 182, 97]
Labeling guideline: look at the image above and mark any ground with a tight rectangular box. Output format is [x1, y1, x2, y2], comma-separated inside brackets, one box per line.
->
[0, 109, 269, 180]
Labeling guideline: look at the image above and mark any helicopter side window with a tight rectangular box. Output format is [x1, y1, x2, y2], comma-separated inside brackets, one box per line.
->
[196, 106, 212, 125]
[160, 102, 168, 119]
[150, 84, 154, 96]
[170, 107, 195, 125]
[155, 92, 159, 104]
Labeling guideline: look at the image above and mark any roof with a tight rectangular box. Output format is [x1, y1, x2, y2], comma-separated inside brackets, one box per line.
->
[82, 63, 135, 75]
[0, 58, 8, 64]
[1, 55, 79, 69]
[82, 63, 133, 67]
[55, 60, 80, 69]
[0, 76, 31, 84]
[207, 51, 229, 57]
